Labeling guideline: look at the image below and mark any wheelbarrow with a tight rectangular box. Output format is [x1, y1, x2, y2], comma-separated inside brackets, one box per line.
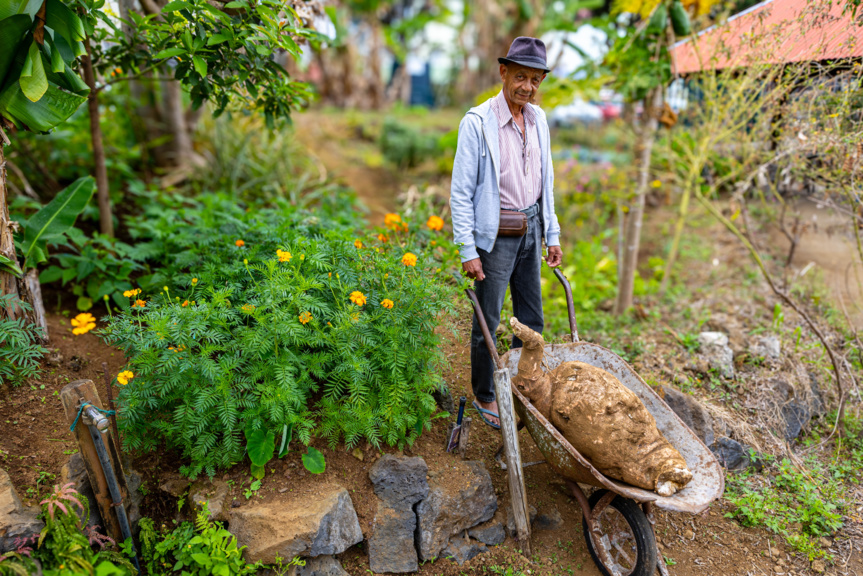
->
[466, 268, 724, 576]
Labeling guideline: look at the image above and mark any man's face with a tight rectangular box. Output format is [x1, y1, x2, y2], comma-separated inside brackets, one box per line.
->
[500, 63, 546, 108]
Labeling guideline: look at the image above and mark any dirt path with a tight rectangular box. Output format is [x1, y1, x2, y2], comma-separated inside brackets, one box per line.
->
[770, 198, 863, 331]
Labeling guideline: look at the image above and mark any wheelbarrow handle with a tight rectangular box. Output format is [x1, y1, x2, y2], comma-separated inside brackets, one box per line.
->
[464, 289, 503, 369]
[552, 268, 580, 343]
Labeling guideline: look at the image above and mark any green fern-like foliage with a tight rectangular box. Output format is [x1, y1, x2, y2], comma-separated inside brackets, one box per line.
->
[0, 294, 47, 387]
[103, 201, 456, 478]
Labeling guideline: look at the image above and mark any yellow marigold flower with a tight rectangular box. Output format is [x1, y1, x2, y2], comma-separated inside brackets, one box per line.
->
[132, 299, 146, 308]
[117, 370, 134, 385]
[191, 278, 198, 285]
[299, 254, 305, 260]
[650, 179, 661, 188]
[122, 288, 141, 298]
[71, 313, 96, 335]
[401, 252, 417, 267]
[384, 213, 402, 229]
[354, 239, 363, 249]
[277, 249, 292, 262]
[243, 258, 248, 265]
[299, 311, 313, 324]
[349, 291, 367, 306]
[381, 299, 394, 309]
[426, 215, 444, 231]
[182, 300, 189, 307]
[377, 233, 388, 242]
[236, 239, 245, 247]
[241, 304, 255, 313]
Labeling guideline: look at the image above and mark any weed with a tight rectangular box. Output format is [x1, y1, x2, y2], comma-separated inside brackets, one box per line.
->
[244, 479, 262, 500]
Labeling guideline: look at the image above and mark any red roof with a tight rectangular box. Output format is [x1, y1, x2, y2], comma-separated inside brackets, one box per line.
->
[670, 0, 862, 74]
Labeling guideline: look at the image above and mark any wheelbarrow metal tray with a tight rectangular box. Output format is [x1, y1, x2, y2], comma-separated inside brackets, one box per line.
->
[502, 341, 725, 514]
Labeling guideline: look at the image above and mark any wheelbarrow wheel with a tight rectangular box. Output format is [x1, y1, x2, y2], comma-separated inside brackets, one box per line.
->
[582, 489, 657, 576]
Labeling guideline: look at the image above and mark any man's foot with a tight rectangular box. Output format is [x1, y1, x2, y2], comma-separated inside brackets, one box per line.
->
[473, 399, 501, 428]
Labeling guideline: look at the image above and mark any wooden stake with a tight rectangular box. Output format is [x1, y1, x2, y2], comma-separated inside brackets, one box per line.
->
[494, 368, 531, 556]
[60, 380, 130, 541]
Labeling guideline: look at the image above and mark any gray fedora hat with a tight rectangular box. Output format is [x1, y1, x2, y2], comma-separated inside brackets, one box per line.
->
[498, 37, 550, 74]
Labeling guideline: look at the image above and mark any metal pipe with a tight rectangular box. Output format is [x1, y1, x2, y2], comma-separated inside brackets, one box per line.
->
[465, 288, 502, 369]
[552, 268, 579, 343]
[87, 424, 140, 573]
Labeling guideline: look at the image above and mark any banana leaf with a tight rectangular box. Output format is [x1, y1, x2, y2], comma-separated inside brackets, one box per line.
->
[18, 177, 95, 268]
[45, 0, 86, 44]
[0, 78, 86, 132]
[20, 40, 48, 102]
[0, 0, 40, 20]
[0, 14, 31, 87]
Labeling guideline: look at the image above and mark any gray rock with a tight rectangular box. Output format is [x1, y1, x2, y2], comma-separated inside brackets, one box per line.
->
[534, 508, 564, 531]
[231, 486, 363, 564]
[187, 479, 230, 522]
[416, 461, 497, 561]
[697, 332, 734, 379]
[505, 504, 537, 538]
[710, 437, 760, 471]
[295, 556, 349, 576]
[369, 503, 418, 573]
[432, 387, 455, 414]
[770, 375, 822, 441]
[369, 454, 429, 507]
[749, 335, 781, 361]
[661, 386, 715, 446]
[0, 468, 44, 554]
[468, 513, 506, 546]
[441, 537, 488, 565]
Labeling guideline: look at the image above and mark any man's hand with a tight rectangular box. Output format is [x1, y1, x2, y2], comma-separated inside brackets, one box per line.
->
[462, 258, 485, 281]
[546, 246, 563, 268]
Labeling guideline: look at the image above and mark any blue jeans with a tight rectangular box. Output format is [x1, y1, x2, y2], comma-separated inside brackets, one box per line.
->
[470, 205, 544, 403]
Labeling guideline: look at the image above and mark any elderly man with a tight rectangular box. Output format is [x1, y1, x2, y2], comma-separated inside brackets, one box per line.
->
[450, 37, 563, 428]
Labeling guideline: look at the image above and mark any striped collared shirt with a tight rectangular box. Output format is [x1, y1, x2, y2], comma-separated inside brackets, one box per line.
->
[491, 90, 542, 210]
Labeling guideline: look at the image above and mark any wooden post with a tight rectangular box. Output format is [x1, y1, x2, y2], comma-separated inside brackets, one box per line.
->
[494, 368, 531, 555]
[60, 379, 130, 541]
[458, 417, 472, 459]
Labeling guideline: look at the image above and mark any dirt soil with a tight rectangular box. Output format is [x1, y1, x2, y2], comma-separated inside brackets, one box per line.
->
[3, 297, 859, 576]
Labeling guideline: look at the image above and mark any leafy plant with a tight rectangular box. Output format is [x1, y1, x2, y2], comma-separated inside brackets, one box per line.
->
[0, 484, 135, 575]
[39, 228, 141, 311]
[301, 447, 326, 474]
[0, 294, 47, 386]
[379, 117, 440, 169]
[243, 480, 261, 500]
[140, 503, 264, 575]
[103, 199, 456, 478]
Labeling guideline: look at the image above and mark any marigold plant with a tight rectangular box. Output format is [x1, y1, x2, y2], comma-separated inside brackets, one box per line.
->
[71, 313, 96, 335]
[426, 215, 444, 231]
[102, 203, 455, 478]
[401, 252, 417, 267]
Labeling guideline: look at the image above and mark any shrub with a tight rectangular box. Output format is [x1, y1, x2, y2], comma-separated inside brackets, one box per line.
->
[103, 203, 455, 478]
[379, 118, 440, 168]
[0, 484, 135, 575]
[0, 295, 47, 387]
[139, 503, 272, 575]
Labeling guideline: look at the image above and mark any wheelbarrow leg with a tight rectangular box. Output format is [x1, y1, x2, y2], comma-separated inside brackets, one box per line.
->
[567, 481, 623, 576]
[643, 502, 669, 576]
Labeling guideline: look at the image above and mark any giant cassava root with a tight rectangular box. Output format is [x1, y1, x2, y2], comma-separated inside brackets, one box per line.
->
[510, 317, 692, 496]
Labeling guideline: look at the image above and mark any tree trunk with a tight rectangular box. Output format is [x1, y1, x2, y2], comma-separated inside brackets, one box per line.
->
[82, 39, 114, 238]
[161, 79, 193, 166]
[0, 136, 44, 336]
[614, 87, 662, 315]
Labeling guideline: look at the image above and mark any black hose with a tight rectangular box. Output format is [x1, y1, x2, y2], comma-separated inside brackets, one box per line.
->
[87, 424, 141, 573]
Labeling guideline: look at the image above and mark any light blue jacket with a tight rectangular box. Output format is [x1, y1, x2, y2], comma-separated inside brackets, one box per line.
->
[450, 97, 561, 263]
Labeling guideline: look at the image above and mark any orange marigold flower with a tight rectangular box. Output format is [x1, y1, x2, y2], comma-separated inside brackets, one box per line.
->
[354, 239, 363, 249]
[235, 239, 245, 247]
[401, 252, 417, 267]
[349, 291, 367, 306]
[299, 311, 313, 324]
[182, 300, 189, 307]
[122, 288, 141, 298]
[377, 233, 388, 242]
[381, 299, 394, 309]
[132, 299, 146, 308]
[241, 304, 255, 313]
[384, 213, 402, 230]
[277, 249, 292, 262]
[71, 313, 96, 335]
[426, 215, 444, 231]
